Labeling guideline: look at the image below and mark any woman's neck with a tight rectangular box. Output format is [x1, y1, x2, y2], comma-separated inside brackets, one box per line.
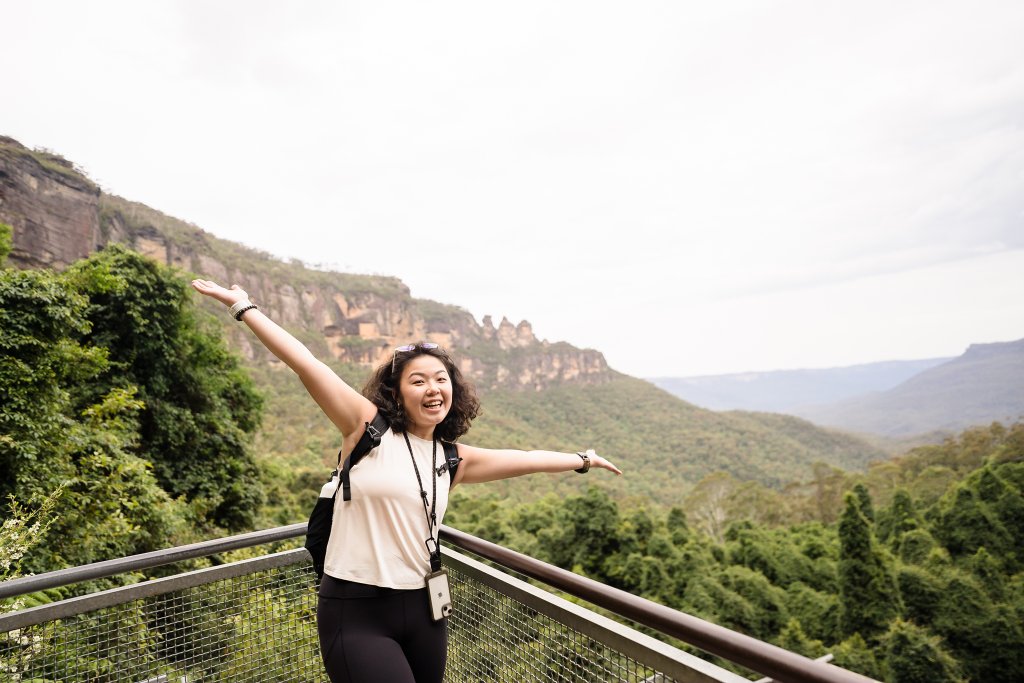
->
[406, 424, 435, 441]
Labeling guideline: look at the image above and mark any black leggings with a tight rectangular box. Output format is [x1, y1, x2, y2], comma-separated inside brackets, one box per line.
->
[317, 575, 447, 683]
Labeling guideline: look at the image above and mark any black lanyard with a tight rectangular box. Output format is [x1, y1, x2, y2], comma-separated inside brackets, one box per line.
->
[403, 432, 442, 572]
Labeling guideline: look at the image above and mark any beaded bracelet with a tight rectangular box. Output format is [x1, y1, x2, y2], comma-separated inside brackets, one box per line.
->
[229, 299, 258, 321]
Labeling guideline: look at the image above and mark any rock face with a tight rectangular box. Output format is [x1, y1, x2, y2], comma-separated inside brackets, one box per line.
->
[0, 137, 101, 269]
[0, 135, 612, 390]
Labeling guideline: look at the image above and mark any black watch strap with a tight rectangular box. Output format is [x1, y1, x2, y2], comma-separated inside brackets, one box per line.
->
[575, 451, 591, 474]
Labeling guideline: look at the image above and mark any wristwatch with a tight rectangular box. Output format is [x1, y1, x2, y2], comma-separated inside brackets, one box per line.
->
[575, 451, 591, 474]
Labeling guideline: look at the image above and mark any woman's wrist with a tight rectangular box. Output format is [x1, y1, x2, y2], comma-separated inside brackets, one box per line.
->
[229, 299, 259, 321]
[574, 450, 592, 473]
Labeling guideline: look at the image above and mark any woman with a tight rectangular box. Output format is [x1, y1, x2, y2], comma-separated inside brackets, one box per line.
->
[190, 279, 621, 683]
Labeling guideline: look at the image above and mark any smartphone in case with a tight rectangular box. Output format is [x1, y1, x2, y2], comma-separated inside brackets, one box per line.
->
[425, 569, 452, 621]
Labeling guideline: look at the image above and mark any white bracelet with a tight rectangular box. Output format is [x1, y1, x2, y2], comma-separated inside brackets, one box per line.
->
[228, 299, 251, 317]
[229, 299, 257, 321]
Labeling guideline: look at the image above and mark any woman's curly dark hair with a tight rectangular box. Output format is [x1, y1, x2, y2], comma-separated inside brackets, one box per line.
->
[363, 343, 480, 442]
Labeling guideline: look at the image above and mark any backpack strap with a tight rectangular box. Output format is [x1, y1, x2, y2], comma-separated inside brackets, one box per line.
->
[442, 442, 462, 482]
[341, 412, 389, 502]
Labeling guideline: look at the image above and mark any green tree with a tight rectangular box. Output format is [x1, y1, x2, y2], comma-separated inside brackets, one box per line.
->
[68, 246, 264, 531]
[39, 386, 188, 570]
[895, 565, 943, 624]
[852, 483, 874, 522]
[775, 619, 827, 660]
[932, 573, 1024, 682]
[718, 565, 789, 637]
[664, 539, 714, 601]
[897, 528, 936, 565]
[882, 619, 962, 683]
[968, 547, 1007, 601]
[976, 466, 1009, 503]
[832, 633, 882, 681]
[933, 481, 1012, 561]
[837, 492, 897, 639]
[877, 488, 918, 545]
[551, 487, 620, 577]
[989, 462, 1024, 569]
[0, 265, 186, 572]
[683, 572, 758, 635]
[666, 505, 690, 546]
[727, 523, 783, 583]
[1, 246, 264, 572]
[0, 267, 98, 504]
[783, 582, 839, 645]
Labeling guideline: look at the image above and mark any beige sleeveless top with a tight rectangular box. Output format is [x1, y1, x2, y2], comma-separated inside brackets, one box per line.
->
[323, 428, 451, 589]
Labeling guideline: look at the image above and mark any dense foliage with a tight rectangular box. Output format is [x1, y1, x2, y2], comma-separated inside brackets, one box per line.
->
[71, 246, 264, 531]
[0, 244, 262, 575]
[447, 422, 1024, 682]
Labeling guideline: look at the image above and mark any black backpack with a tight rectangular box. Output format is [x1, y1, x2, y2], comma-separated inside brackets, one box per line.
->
[304, 413, 462, 580]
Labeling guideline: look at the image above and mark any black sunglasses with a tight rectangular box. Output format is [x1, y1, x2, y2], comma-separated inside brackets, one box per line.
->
[391, 343, 441, 373]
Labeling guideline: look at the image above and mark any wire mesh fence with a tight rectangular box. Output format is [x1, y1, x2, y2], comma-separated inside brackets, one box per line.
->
[447, 565, 664, 682]
[1, 543, 738, 683]
[0, 553, 325, 683]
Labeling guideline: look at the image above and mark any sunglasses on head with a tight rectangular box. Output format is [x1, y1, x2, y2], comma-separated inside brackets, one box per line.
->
[392, 343, 441, 373]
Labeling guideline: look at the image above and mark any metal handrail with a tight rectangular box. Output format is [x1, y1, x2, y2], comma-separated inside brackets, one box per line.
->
[0, 522, 306, 600]
[1, 523, 880, 683]
[438, 526, 878, 683]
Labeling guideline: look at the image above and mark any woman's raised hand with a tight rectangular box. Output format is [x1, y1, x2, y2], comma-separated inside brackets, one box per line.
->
[190, 278, 372, 437]
[587, 450, 623, 475]
[190, 279, 249, 307]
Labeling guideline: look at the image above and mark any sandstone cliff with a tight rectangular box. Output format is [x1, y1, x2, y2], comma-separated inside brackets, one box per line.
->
[0, 136, 101, 269]
[1, 136, 611, 390]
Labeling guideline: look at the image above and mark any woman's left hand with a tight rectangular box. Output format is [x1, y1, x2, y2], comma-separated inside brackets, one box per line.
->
[586, 449, 623, 475]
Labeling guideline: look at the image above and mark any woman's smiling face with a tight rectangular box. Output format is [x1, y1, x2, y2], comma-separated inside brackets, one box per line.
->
[399, 354, 453, 439]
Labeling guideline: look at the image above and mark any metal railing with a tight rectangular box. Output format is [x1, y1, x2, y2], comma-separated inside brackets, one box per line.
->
[439, 527, 878, 683]
[0, 524, 880, 683]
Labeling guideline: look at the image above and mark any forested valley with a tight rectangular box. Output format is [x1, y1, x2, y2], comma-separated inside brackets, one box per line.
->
[2, 235, 1022, 682]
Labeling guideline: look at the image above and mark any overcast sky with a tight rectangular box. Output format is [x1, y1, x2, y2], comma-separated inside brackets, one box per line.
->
[5, 0, 1023, 377]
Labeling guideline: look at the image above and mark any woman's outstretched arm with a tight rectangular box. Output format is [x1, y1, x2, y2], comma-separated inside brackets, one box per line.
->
[191, 279, 375, 437]
[452, 445, 621, 485]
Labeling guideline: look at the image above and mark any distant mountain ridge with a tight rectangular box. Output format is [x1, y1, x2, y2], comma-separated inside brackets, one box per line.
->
[793, 338, 1024, 437]
[650, 358, 951, 412]
[653, 340, 1024, 438]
